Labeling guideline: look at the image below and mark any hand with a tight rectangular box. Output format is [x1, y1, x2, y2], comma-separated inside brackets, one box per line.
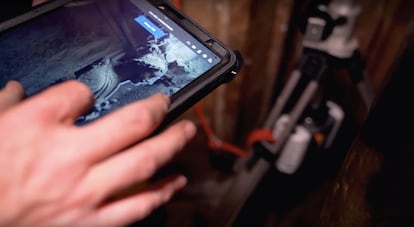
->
[0, 80, 196, 226]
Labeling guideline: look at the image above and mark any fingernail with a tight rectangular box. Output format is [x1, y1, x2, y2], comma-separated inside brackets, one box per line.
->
[176, 175, 188, 188]
[5, 81, 25, 97]
[161, 93, 170, 105]
[5, 81, 16, 90]
[184, 121, 197, 140]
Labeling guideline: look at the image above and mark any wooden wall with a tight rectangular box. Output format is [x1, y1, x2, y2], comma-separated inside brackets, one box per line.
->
[179, 0, 414, 140]
[168, 0, 414, 227]
[179, 0, 252, 141]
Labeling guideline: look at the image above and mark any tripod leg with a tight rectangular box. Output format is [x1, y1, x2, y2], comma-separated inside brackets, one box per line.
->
[356, 73, 375, 111]
[267, 80, 320, 154]
[349, 51, 376, 111]
[264, 70, 302, 128]
[211, 79, 321, 227]
[233, 69, 303, 172]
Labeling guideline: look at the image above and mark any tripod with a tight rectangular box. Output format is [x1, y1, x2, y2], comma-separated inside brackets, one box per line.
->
[210, 0, 375, 226]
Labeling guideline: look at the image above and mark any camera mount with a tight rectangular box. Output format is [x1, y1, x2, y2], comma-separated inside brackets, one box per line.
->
[210, 0, 376, 226]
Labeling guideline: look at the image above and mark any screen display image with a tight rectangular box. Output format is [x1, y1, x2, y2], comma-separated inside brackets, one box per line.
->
[0, 0, 222, 125]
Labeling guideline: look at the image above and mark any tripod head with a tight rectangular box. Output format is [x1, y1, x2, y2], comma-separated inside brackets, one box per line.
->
[300, 0, 360, 59]
[298, 0, 375, 110]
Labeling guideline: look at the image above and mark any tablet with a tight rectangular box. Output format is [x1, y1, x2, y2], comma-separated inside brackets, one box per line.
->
[0, 0, 242, 126]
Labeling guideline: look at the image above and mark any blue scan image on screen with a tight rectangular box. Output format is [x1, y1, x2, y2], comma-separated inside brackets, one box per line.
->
[0, 0, 220, 125]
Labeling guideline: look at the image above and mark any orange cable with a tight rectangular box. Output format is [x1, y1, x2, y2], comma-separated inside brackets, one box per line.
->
[194, 103, 215, 137]
[246, 129, 276, 150]
[172, 0, 182, 9]
[194, 103, 248, 158]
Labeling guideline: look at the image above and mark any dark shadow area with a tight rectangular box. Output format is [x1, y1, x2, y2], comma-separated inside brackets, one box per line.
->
[364, 37, 414, 227]
[0, 0, 32, 23]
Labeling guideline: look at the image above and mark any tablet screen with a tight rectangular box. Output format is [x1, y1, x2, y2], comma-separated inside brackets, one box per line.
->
[0, 0, 221, 125]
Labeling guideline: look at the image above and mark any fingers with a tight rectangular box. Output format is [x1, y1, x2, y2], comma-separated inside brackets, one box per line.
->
[78, 93, 170, 163]
[81, 175, 187, 227]
[21, 80, 94, 125]
[0, 81, 25, 112]
[78, 120, 196, 199]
